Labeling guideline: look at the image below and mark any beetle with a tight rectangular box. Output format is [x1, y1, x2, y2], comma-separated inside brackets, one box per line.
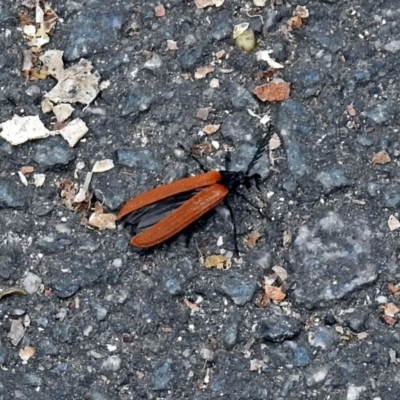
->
[118, 131, 271, 252]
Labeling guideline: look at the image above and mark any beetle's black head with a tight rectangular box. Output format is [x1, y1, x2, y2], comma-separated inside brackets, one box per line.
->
[220, 170, 262, 192]
[220, 131, 270, 192]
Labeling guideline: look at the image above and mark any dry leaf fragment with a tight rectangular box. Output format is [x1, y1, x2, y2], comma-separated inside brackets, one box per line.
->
[92, 159, 115, 173]
[271, 265, 288, 282]
[155, 4, 166, 17]
[19, 11, 34, 25]
[167, 40, 178, 50]
[183, 298, 200, 312]
[8, 319, 25, 346]
[88, 208, 118, 230]
[203, 124, 220, 135]
[22, 49, 34, 73]
[255, 293, 270, 307]
[383, 302, 400, 318]
[20, 166, 35, 175]
[250, 359, 264, 372]
[264, 285, 286, 302]
[0, 287, 27, 300]
[195, 66, 215, 79]
[215, 50, 227, 60]
[382, 314, 397, 326]
[346, 104, 357, 116]
[388, 215, 400, 232]
[293, 5, 309, 19]
[204, 255, 229, 269]
[287, 16, 303, 30]
[388, 283, 400, 297]
[244, 231, 262, 249]
[269, 132, 281, 151]
[19, 346, 35, 363]
[371, 150, 391, 165]
[196, 107, 211, 121]
[209, 78, 220, 88]
[253, 80, 290, 102]
[193, 142, 214, 155]
[357, 332, 368, 340]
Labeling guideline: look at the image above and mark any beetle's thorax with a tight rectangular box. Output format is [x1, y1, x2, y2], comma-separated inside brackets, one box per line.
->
[219, 170, 248, 191]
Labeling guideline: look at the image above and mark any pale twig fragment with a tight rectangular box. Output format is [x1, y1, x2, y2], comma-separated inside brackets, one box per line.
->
[92, 159, 115, 173]
[256, 50, 284, 69]
[195, 66, 215, 79]
[194, 0, 224, 8]
[18, 171, 28, 186]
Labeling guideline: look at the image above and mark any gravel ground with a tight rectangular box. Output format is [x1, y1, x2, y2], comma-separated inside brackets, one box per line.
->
[1, 0, 400, 399]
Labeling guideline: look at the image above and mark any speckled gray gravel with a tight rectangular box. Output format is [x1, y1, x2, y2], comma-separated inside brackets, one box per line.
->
[1, 0, 400, 399]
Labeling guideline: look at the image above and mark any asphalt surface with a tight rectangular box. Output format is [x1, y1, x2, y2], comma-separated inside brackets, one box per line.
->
[1, 0, 400, 399]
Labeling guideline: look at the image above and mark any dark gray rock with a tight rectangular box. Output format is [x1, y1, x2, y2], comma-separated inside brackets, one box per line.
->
[33, 137, 74, 168]
[64, 2, 124, 60]
[90, 301, 108, 321]
[37, 236, 73, 254]
[92, 172, 127, 211]
[152, 361, 175, 391]
[381, 185, 400, 208]
[23, 374, 42, 387]
[291, 211, 379, 308]
[223, 316, 240, 350]
[164, 276, 183, 296]
[260, 315, 303, 342]
[219, 272, 258, 306]
[52, 282, 81, 299]
[224, 81, 259, 111]
[316, 168, 350, 194]
[178, 47, 204, 70]
[0, 179, 27, 209]
[115, 148, 162, 171]
[361, 102, 396, 125]
[292, 345, 311, 367]
[308, 327, 336, 350]
[211, 12, 232, 41]
[121, 87, 152, 117]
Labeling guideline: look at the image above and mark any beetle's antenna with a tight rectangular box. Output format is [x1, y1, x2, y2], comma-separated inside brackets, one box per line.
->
[234, 192, 266, 217]
[178, 143, 208, 172]
[245, 126, 274, 176]
[224, 199, 239, 255]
